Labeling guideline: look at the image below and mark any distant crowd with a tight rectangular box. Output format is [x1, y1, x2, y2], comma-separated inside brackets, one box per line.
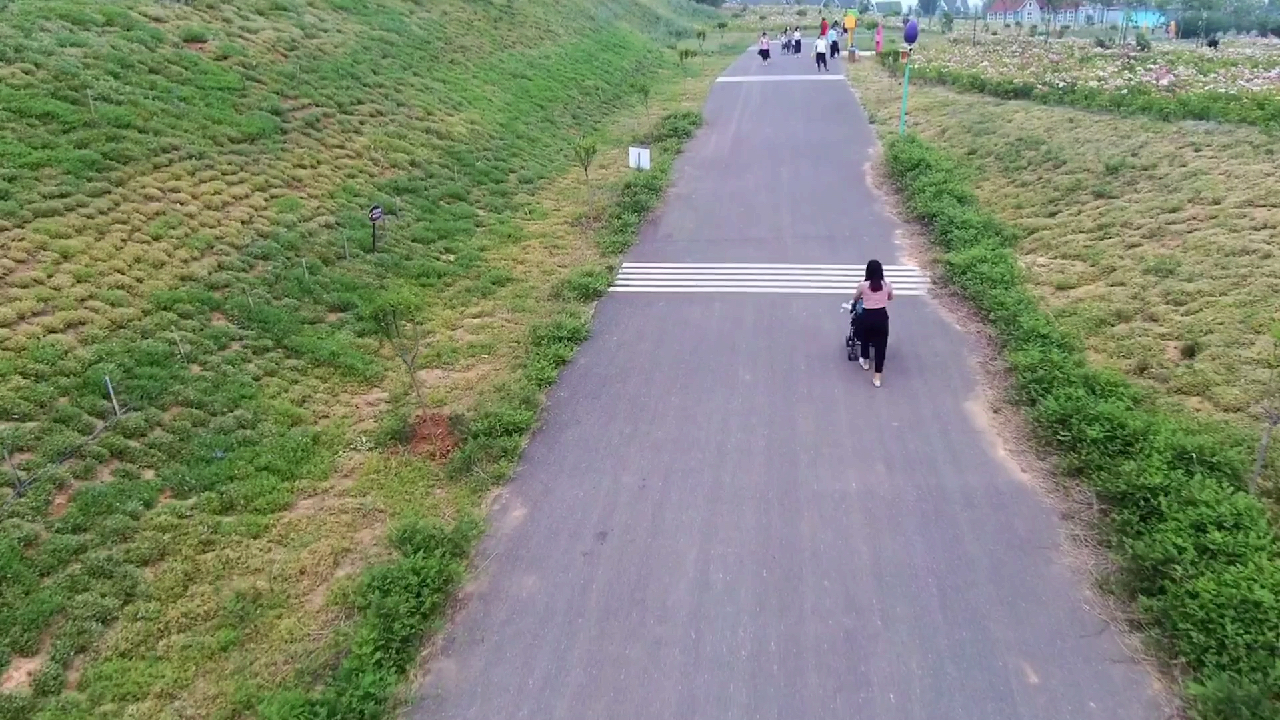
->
[757, 16, 865, 72]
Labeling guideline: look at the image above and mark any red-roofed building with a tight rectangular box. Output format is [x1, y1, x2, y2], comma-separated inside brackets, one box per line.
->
[985, 0, 1102, 26]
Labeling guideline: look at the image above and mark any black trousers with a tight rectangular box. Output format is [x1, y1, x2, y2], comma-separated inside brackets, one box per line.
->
[815, 52, 827, 70]
[858, 307, 889, 373]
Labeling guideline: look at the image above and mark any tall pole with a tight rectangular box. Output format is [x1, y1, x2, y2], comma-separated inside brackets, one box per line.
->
[899, 20, 919, 135]
[898, 53, 911, 134]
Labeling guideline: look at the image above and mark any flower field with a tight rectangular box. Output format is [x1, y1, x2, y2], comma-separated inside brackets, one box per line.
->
[893, 36, 1280, 127]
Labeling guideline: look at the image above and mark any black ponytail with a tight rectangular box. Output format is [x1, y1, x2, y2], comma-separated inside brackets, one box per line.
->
[865, 259, 885, 293]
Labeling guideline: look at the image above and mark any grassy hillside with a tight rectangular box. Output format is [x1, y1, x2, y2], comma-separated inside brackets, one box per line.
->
[0, 0, 720, 717]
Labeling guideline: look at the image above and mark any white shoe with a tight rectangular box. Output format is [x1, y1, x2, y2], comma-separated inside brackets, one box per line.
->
[859, 358, 870, 371]
[872, 375, 882, 388]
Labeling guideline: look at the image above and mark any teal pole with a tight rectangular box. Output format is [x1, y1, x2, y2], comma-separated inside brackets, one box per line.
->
[898, 54, 911, 134]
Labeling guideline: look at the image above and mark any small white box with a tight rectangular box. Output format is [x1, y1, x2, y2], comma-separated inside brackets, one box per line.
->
[628, 146, 651, 171]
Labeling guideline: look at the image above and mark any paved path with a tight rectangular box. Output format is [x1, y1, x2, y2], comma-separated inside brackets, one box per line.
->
[412, 51, 1163, 720]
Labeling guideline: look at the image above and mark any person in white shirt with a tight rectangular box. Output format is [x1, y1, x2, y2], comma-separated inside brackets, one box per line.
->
[813, 32, 828, 71]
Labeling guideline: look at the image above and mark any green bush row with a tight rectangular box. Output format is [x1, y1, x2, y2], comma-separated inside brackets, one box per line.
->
[883, 133, 1280, 720]
[255, 110, 702, 720]
[877, 54, 1280, 130]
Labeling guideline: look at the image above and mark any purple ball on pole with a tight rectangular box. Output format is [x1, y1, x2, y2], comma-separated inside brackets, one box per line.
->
[904, 19, 919, 44]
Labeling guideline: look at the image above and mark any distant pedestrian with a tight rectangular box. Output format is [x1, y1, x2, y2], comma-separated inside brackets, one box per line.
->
[875, 25, 884, 54]
[829, 31, 840, 58]
[851, 259, 893, 387]
[813, 35, 828, 71]
[759, 32, 771, 64]
[820, 16, 829, 37]
[780, 27, 791, 53]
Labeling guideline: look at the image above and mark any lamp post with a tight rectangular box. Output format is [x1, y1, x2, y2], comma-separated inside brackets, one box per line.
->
[898, 19, 918, 135]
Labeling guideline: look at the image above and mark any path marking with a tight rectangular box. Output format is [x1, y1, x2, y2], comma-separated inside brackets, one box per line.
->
[716, 75, 847, 83]
[610, 263, 930, 296]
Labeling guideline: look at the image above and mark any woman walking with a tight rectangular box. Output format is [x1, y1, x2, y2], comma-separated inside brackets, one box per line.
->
[813, 32, 828, 72]
[758, 32, 771, 65]
[852, 259, 893, 387]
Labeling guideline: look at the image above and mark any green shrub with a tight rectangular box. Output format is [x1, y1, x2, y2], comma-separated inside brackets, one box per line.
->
[557, 266, 612, 302]
[898, 64, 1280, 129]
[178, 26, 211, 44]
[258, 516, 478, 720]
[885, 133, 1280, 720]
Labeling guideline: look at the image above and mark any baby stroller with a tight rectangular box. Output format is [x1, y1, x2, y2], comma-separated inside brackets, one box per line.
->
[843, 298, 864, 361]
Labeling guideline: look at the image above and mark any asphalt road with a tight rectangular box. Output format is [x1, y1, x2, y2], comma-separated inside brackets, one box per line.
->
[412, 50, 1164, 720]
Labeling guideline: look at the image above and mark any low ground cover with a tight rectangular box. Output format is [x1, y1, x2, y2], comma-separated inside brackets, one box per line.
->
[885, 35, 1280, 127]
[0, 0, 722, 717]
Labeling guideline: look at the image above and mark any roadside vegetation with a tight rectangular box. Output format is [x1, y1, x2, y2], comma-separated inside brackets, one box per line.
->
[0, 0, 719, 717]
[850, 60, 1280, 496]
[854, 37, 1280, 719]
[884, 35, 1280, 128]
[883, 129, 1280, 720]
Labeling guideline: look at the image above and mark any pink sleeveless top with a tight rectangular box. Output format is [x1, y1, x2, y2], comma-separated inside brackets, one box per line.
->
[859, 280, 893, 309]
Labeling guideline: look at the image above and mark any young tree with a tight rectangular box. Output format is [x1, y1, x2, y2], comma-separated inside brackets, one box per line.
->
[919, 0, 942, 24]
[572, 135, 599, 207]
[1041, 0, 1060, 41]
[715, 19, 728, 37]
[632, 79, 653, 121]
[377, 303, 427, 406]
[572, 136, 597, 180]
[696, 29, 707, 50]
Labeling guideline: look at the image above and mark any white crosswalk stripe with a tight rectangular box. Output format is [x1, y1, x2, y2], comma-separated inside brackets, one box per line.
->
[610, 263, 930, 296]
[716, 75, 848, 83]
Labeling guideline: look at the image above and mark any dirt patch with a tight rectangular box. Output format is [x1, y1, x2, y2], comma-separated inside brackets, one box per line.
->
[95, 459, 120, 482]
[304, 526, 382, 610]
[209, 311, 229, 326]
[49, 484, 75, 519]
[0, 649, 47, 691]
[5, 450, 35, 468]
[407, 412, 459, 461]
[64, 656, 84, 691]
[350, 389, 389, 432]
[183, 42, 209, 53]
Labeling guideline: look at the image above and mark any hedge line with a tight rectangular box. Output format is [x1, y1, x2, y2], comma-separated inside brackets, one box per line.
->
[253, 111, 703, 720]
[883, 133, 1280, 720]
[877, 53, 1280, 130]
